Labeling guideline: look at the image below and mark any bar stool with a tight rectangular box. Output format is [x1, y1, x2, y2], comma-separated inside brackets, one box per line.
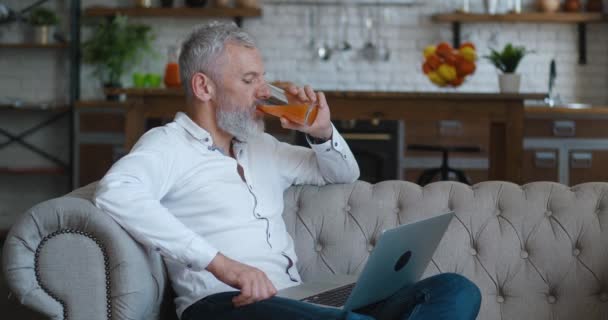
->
[407, 144, 482, 186]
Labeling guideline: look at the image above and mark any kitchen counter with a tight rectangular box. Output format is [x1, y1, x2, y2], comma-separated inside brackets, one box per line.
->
[95, 88, 546, 183]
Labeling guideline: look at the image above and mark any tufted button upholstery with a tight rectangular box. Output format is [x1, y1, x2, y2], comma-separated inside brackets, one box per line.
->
[367, 244, 374, 252]
[315, 244, 323, 252]
[573, 248, 581, 257]
[345, 205, 351, 212]
[282, 180, 608, 319]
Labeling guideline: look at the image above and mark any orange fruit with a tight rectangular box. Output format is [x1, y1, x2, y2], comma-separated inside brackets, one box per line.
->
[426, 54, 442, 70]
[422, 62, 432, 74]
[451, 76, 465, 87]
[443, 51, 460, 66]
[456, 60, 476, 76]
[436, 42, 453, 59]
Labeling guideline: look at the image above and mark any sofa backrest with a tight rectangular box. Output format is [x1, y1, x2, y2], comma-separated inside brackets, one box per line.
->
[283, 180, 608, 319]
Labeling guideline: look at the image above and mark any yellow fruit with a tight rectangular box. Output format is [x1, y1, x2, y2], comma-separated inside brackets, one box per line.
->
[428, 71, 446, 86]
[460, 46, 477, 62]
[423, 45, 436, 58]
[438, 64, 457, 82]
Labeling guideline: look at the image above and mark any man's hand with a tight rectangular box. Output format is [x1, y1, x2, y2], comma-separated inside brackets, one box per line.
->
[206, 253, 277, 307]
[281, 84, 333, 140]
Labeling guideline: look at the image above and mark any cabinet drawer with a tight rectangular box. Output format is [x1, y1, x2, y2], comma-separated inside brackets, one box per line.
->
[525, 119, 608, 138]
[569, 150, 608, 185]
[522, 149, 559, 183]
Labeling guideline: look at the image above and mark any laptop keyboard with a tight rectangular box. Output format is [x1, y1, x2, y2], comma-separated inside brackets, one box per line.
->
[301, 283, 356, 307]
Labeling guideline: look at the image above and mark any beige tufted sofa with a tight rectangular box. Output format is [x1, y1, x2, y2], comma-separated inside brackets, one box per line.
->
[3, 180, 608, 319]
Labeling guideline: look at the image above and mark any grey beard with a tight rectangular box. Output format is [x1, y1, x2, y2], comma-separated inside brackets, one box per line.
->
[216, 107, 264, 142]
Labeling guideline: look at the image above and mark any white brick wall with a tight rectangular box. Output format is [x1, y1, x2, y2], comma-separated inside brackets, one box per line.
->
[0, 0, 607, 228]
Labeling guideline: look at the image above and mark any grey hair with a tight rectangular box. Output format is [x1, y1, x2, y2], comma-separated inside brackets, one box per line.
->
[179, 21, 256, 99]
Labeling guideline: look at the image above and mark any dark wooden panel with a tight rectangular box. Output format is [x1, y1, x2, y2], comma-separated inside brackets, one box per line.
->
[80, 113, 125, 133]
[79, 144, 116, 186]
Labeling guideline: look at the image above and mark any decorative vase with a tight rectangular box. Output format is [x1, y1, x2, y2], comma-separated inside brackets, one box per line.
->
[537, 0, 560, 12]
[483, 0, 498, 14]
[498, 73, 521, 93]
[32, 25, 52, 44]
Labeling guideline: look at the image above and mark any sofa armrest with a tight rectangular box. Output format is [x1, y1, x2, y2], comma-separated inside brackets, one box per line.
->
[2, 194, 173, 320]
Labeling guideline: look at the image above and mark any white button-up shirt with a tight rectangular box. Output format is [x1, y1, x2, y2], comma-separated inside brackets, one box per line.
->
[94, 112, 360, 318]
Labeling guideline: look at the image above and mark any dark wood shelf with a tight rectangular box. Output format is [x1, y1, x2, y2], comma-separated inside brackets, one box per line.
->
[432, 12, 606, 23]
[84, 6, 262, 18]
[0, 167, 66, 175]
[0, 43, 69, 49]
[432, 12, 608, 65]
[75, 100, 132, 109]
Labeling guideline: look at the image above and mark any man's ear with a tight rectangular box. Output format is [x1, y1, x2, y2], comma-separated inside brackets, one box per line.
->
[191, 72, 214, 102]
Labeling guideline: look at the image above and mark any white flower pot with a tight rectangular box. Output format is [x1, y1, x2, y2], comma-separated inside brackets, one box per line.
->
[499, 73, 521, 93]
[32, 25, 53, 44]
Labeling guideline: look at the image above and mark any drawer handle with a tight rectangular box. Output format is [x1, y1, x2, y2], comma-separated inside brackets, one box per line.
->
[553, 120, 575, 137]
[570, 152, 592, 169]
[534, 151, 557, 168]
[438, 120, 463, 136]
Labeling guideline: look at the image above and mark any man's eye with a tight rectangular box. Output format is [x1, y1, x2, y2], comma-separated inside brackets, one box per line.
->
[243, 79, 253, 84]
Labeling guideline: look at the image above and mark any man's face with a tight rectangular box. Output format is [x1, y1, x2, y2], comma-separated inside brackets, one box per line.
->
[212, 42, 270, 141]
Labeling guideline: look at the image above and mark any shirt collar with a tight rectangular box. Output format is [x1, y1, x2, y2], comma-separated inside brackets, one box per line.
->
[174, 112, 212, 144]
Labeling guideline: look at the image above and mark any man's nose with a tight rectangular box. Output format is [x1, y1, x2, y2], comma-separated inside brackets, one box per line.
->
[257, 84, 271, 100]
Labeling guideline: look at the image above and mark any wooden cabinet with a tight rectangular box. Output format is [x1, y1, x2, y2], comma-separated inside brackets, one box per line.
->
[404, 169, 488, 185]
[522, 149, 559, 183]
[524, 111, 608, 185]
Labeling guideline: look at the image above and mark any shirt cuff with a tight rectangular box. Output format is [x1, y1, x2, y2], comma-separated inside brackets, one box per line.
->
[184, 236, 219, 271]
[309, 124, 348, 157]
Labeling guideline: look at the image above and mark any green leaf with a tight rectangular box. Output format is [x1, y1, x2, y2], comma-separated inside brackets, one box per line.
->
[483, 43, 533, 73]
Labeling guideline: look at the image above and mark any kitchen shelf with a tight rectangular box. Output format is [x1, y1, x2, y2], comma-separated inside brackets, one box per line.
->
[0, 167, 67, 175]
[431, 12, 608, 64]
[83, 6, 262, 27]
[432, 12, 606, 23]
[0, 43, 69, 49]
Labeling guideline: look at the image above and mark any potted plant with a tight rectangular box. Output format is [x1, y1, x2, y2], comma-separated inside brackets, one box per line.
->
[82, 16, 154, 100]
[28, 7, 59, 44]
[484, 43, 533, 93]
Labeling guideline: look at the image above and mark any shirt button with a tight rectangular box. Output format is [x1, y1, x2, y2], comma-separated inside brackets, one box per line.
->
[186, 263, 193, 269]
[204, 137, 209, 142]
[334, 142, 338, 147]
[155, 247, 161, 252]
[325, 148, 331, 152]
[255, 212, 261, 218]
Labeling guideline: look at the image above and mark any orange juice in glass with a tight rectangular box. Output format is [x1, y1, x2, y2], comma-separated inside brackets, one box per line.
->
[256, 84, 319, 126]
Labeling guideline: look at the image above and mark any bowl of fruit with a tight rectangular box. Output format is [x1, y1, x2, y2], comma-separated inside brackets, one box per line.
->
[422, 42, 477, 88]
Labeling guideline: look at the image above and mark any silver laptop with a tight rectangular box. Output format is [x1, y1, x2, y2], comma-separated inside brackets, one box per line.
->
[277, 212, 454, 311]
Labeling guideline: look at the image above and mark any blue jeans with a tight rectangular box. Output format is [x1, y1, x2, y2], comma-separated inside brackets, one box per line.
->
[181, 273, 481, 320]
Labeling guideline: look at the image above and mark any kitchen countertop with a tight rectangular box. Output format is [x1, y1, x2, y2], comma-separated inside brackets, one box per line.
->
[104, 87, 546, 101]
